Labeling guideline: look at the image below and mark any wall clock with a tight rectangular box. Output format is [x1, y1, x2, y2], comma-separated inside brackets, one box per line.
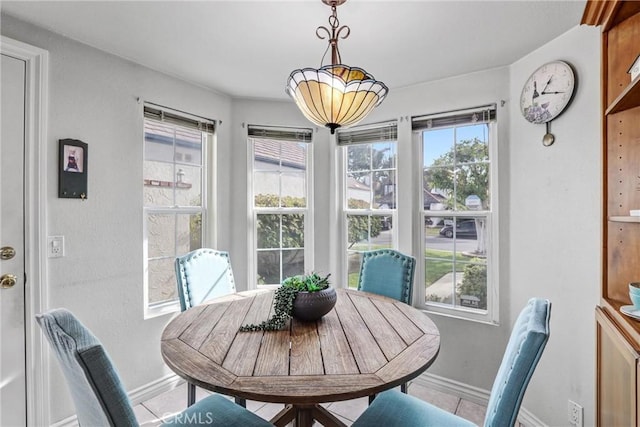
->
[520, 60, 576, 146]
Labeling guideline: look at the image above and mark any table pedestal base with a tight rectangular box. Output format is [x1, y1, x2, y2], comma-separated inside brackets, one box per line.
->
[271, 404, 347, 427]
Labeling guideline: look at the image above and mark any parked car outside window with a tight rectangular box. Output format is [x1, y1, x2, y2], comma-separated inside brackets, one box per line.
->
[439, 220, 477, 239]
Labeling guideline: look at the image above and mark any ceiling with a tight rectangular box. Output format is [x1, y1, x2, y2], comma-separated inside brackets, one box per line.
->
[2, 1, 586, 100]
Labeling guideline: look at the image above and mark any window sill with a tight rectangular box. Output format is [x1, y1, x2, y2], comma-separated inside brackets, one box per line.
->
[145, 300, 180, 320]
[420, 304, 499, 326]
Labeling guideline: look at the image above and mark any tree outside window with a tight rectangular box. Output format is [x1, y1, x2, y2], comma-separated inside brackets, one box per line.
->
[250, 130, 311, 286]
[422, 122, 491, 311]
[343, 138, 397, 288]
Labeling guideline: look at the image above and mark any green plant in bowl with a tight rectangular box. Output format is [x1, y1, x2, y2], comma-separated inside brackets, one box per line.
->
[239, 273, 332, 332]
[282, 272, 331, 292]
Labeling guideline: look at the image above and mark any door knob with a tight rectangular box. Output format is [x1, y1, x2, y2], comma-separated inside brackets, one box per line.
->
[1, 274, 17, 289]
[0, 246, 15, 260]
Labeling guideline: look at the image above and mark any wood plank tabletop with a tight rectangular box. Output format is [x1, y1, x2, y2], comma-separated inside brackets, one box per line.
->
[161, 288, 440, 405]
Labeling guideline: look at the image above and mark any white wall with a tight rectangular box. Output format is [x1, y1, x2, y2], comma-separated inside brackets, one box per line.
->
[508, 25, 601, 426]
[1, 14, 233, 423]
[2, 11, 601, 426]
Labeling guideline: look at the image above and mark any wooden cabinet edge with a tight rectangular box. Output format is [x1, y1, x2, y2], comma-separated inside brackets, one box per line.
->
[600, 300, 640, 351]
[597, 306, 640, 356]
[583, 0, 640, 30]
[582, 0, 619, 27]
[596, 305, 640, 427]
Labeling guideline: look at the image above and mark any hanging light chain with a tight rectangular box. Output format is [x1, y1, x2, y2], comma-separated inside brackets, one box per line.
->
[316, 2, 350, 66]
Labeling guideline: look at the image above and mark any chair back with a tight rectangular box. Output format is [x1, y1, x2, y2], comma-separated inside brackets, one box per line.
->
[175, 248, 236, 311]
[358, 249, 415, 304]
[36, 309, 138, 427]
[484, 298, 551, 427]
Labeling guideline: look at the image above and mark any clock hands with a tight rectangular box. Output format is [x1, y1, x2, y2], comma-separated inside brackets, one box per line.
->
[540, 75, 553, 93]
[539, 74, 567, 95]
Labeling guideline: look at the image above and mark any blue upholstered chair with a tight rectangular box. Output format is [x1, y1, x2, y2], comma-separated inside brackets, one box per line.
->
[352, 298, 552, 427]
[174, 248, 245, 407]
[175, 248, 236, 312]
[358, 249, 415, 305]
[36, 309, 273, 427]
[358, 248, 415, 397]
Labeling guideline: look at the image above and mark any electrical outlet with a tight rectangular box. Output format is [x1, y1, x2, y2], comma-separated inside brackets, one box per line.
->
[568, 400, 583, 427]
[48, 236, 65, 258]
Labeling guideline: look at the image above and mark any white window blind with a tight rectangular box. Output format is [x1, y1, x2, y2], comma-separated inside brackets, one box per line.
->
[248, 125, 312, 143]
[337, 121, 398, 145]
[412, 104, 496, 131]
[144, 104, 215, 133]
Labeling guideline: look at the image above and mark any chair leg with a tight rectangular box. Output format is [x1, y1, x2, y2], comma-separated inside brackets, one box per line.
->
[235, 397, 247, 408]
[369, 383, 406, 405]
[187, 382, 196, 406]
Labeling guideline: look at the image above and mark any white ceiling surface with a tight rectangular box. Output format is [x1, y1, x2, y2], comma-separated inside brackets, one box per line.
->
[2, 1, 586, 100]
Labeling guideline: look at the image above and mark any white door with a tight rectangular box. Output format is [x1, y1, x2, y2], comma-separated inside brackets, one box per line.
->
[0, 53, 27, 427]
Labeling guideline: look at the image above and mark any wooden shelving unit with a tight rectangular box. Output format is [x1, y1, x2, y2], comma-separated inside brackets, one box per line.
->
[583, 1, 640, 425]
[605, 76, 640, 115]
[610, 216, 640, 223]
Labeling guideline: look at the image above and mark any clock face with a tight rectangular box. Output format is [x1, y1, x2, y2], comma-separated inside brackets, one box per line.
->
[520, 61, 575, 124]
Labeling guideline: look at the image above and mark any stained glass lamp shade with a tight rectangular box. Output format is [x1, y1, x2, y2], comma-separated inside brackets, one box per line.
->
[286, 65, 388, 134]
[286, 0, 388, 134]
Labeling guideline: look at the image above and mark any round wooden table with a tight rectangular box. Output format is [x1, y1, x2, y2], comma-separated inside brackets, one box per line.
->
[161, 288, 440, 427]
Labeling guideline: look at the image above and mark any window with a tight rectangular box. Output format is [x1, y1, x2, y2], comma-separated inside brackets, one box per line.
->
[143, 104, 215, 311]
[338, 122, 398, 288]
[413, 105, 497, 321]
[249, 125, 313, 286]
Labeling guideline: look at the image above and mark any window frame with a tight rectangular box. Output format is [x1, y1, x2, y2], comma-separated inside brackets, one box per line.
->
[338, 122, 399, 289]
[248, 125, 314, 289]
[412, 108, 499, 324]
[142, 104, 216, 318]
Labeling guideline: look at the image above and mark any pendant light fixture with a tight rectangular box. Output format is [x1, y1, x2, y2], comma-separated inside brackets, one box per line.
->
[285, 0, 388, 134]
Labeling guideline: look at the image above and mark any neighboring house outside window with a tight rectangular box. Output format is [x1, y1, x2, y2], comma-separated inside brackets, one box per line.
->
[249, 125, 313, 287]
[413, 105, 497, 322]
[337, 122, 398, 288]
[143, 104, 214, 312]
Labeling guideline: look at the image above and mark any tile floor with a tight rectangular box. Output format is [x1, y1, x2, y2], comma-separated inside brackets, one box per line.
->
[133, 381, 487, 426]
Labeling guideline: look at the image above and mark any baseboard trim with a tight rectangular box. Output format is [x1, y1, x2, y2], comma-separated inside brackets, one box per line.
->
[49, 374, 184, 427]
[518, 406, 547, 427]
[414, 372, 490, 406]
[414, 372, 548, 427]
[50, 414, 77, 427]
[129, 373, 184, 406]
[50, 372, 546, 427]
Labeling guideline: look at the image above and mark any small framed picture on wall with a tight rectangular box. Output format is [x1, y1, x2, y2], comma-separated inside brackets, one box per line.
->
[58, 139, 88, 199]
